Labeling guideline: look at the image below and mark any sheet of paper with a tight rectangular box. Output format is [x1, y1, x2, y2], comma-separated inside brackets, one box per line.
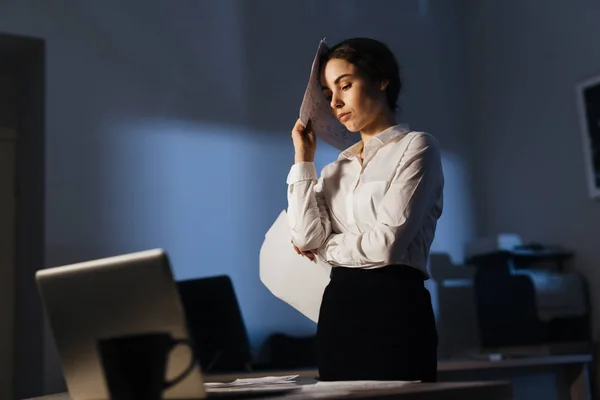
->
[259, 210, 331, 322]
[312, 380, 419, 389]
[205, 375, 299, 388]
[299, 38, 361, 151]
[300, 380, 418, 397]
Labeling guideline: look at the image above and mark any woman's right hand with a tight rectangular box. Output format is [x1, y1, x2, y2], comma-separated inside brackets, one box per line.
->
[291, 119, 316, 163]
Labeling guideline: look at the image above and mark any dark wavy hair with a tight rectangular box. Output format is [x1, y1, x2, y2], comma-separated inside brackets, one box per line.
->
[320, 38, 402, 113]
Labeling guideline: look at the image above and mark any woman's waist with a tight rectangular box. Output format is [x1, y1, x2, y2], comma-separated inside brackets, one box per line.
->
[330, 264, 426, 281]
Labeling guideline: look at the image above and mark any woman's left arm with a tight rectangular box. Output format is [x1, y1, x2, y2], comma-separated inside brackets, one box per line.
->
[317, 133, 443, 267]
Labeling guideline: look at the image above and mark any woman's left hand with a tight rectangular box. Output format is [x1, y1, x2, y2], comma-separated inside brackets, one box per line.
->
[292, 242, 316, 261]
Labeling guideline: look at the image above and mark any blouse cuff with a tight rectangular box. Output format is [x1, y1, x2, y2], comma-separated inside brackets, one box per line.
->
[286, 162, 317, 185]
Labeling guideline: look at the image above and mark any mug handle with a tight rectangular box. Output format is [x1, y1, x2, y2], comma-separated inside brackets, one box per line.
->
[163, 339, 196, 390]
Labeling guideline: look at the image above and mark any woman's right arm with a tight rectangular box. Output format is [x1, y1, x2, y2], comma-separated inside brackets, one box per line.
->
[287, 162, 332, 252]
[287, 119, 332, 252]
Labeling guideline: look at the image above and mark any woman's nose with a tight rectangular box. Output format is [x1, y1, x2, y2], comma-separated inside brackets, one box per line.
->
[330, 93, 343, 109]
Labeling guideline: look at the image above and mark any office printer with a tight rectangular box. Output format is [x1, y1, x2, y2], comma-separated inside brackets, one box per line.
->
[465, 234, 590, 348]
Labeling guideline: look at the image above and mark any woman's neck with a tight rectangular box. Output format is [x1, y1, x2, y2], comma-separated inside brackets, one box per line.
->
[359, 109, 397, 145]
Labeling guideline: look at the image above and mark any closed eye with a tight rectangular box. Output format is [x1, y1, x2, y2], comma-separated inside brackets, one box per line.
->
[323, 83, 350, 101]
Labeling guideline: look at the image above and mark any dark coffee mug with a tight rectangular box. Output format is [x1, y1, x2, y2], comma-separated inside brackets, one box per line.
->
[97, 332, 195, 400]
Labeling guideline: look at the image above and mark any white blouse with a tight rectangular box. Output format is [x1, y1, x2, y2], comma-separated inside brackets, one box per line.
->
[286, 125, 444, 277]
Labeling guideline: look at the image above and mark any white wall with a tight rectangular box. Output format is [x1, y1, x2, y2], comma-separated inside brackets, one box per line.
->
[0, 0, 476, 393]
[463, 0, 600, 334]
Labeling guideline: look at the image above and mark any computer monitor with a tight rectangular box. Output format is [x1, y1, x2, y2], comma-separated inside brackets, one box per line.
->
[35, 249, 205, 400]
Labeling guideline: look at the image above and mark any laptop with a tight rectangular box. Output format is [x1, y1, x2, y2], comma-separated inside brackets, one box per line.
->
[35, 249, 300, 400]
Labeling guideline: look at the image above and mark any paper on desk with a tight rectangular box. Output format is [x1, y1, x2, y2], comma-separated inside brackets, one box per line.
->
[300, 381, 418, 397]
[299, 38, 361, 151]
[205, 375, 299, 388]
[259, 210, 331, 322]
[312, 380, 419, 389]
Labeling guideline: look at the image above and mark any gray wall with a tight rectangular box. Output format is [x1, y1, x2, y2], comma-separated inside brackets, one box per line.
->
[0, 75, 17, 399]
[0, 0, 475, 393]
[463, 0, 600, 333]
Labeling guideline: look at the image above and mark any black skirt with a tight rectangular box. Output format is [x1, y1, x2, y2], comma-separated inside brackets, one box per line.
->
[316, 265, 438, 382]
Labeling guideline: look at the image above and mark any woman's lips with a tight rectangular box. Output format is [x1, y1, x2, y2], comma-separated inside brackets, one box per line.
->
[338, 112, 351, 122]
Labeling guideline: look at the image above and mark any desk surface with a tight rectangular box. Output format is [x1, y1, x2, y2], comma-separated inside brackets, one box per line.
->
[24, 380, 512, 400]
[25, 354, 592, 400]
[206, 353, 593, 382]
[438, 353, 593, 371]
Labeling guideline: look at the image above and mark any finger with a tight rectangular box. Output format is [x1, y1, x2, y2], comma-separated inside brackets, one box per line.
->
[292, 119, 306, 135]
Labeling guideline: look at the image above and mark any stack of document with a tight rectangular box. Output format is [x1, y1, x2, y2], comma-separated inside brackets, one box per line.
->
[204, 375, 301, 396]
[205, 375, 299, 389]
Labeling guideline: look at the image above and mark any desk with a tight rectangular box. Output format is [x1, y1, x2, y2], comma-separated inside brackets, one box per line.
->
[207, 354, 593, 400]
[439, 354, 594, 400]
[24, 354, 591, 400]
[24, 380, 512, 400]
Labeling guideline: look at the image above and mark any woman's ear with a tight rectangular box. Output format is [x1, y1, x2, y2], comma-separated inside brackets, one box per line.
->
[380, 79, 389, 91]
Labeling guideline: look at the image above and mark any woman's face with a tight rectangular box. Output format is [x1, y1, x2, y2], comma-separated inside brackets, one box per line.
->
[320, 58, 388, 133]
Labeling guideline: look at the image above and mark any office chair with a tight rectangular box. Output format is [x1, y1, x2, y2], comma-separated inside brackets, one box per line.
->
[176, 275, 253, 373]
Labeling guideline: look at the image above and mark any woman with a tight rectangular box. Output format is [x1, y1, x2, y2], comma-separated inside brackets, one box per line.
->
[287, 38, 443, 382]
